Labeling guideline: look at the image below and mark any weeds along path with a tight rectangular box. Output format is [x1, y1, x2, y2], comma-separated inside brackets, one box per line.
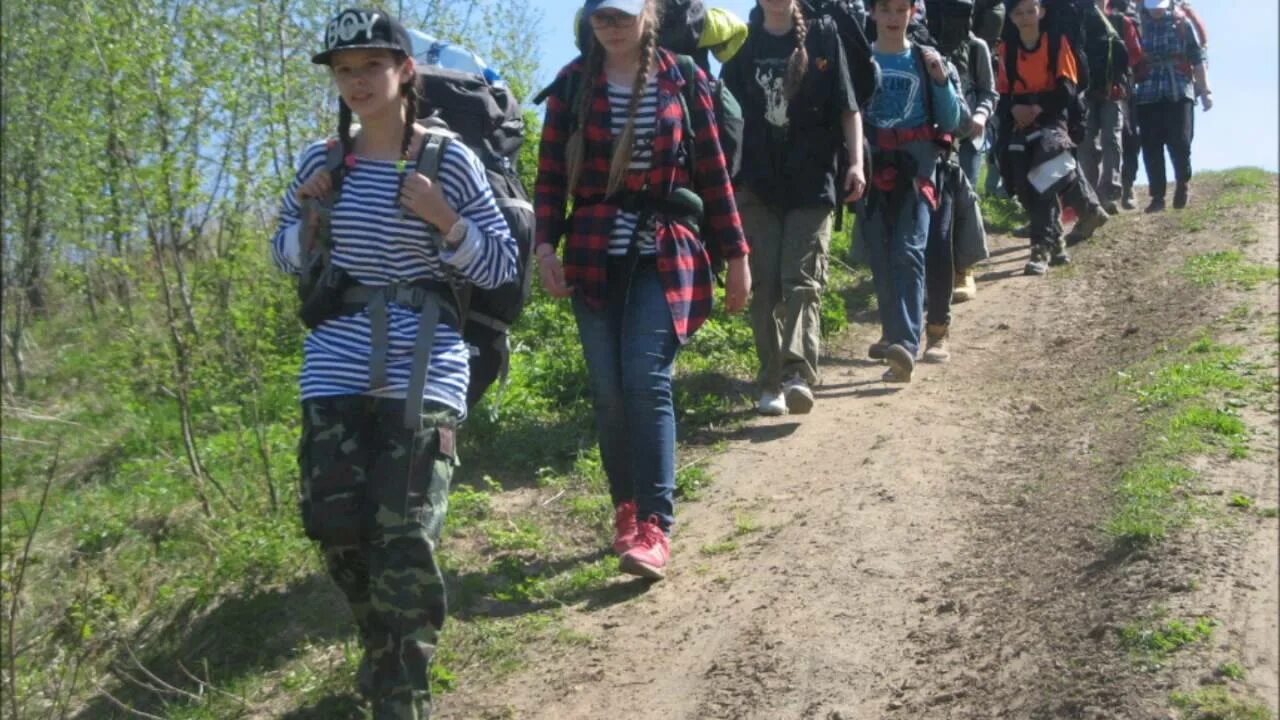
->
[442, 172, 1279, 720]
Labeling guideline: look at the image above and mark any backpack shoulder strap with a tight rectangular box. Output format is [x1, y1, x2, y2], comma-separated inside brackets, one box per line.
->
[911, 43, 934, 127]
[414, 129, 458, 182]
[324, 138, 346, 197]
[673, 54, 702, 181]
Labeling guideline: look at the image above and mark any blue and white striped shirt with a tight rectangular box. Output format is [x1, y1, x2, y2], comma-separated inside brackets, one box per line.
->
[272, 135, 517, 416]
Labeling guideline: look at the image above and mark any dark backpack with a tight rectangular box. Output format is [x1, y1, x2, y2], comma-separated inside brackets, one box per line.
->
[413, 67, 535, 410]
[972, 0, 1006, 52]
[748, 0, 880, 110]
[1083, 5, 1127, 96]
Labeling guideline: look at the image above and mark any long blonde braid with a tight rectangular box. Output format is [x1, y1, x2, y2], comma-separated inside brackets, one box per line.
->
[784, 1, 809, 101]
[566, 40, 604, 197]
[606, 4, 661, 197]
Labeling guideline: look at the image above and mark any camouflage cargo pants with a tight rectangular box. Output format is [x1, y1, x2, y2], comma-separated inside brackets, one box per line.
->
[299, 396, 458, 720]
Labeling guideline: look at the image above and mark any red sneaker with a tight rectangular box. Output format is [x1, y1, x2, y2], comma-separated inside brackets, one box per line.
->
[619, 516, 670, 580]
[612, 500, 639, 554]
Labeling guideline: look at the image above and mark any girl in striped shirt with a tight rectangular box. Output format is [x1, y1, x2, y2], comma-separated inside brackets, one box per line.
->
[270, 9, 516, 718]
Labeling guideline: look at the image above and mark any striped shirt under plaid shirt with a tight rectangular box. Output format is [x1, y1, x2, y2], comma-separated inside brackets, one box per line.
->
[535, 49, 748, 343]
[1135, 12, 1203, 105]
[608, 77, 659, 256]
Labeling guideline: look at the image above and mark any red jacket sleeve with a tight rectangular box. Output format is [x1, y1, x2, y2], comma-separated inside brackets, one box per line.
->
[533, 63, 578, 251]
[1122, 17, 1142, 69]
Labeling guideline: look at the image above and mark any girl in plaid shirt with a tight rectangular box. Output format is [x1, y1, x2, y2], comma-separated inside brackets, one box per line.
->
[534, 0, 751, 580]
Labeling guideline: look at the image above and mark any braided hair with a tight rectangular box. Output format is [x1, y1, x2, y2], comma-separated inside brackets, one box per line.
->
[566, 0, 663, 198]
[784, 1, 809, 101]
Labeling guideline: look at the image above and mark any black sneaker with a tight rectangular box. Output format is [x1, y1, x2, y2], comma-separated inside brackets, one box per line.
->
[1145, 197, 1166, 214]
[1024, 245, 1050, 276]
[1068, 207, 1109, 245]
[1102, 200, 1120, 215]
[1121, 187, 1137, 210]
[1173, 183, 1190, 209]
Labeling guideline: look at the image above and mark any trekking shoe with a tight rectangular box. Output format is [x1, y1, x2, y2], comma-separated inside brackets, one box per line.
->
[868, 337, 890, 360]
[1065, 207, 1109, 246]
[619, 517, 670, 580]
[1049, 240, 1070, 266]
[923, 324, 951, 364]
[782, 375, 815, 414]
[1145, 197, 1166, 214]
[1121, 186, 1137, 210]
[952, 269, 977, 303]
[1102, 200, 1120, 215]
[1011, 223, 1032, 239]
[882, 343, 915, 383]
[756, 389, 787, 417]
[1173, 182, 1190, 209]
[1024, 245, 1050, 276]
[372, 691, 429, 720]
[612, 500, 639, 554]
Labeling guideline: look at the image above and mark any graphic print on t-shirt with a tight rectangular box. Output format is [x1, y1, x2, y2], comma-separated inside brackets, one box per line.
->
[754, 55, 790, 129]
[869, 60, 923, 127]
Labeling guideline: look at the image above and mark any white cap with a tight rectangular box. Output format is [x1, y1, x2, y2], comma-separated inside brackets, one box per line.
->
[1144, 0, 1171, 9]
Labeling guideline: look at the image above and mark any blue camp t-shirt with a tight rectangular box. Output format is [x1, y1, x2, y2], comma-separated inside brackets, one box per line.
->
[864, 44, 962, 131]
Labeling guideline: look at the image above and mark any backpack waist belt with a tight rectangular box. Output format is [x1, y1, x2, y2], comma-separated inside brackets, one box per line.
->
[584, 189, 706, 233]
[342, 279, 460, 429]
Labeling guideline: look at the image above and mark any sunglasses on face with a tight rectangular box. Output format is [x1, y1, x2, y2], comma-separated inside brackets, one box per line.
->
[589, 11, 638, 29]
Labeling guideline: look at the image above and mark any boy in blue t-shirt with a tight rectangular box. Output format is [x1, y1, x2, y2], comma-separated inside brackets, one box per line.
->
[858, 0, 963, 383]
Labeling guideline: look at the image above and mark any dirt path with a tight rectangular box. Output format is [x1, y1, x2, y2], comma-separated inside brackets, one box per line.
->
[442, 178, 1279, 720]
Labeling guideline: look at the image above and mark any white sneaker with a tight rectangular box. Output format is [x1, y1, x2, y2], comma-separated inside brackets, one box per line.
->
[782, 376, 815, 414]
[757, 390, 788, 416]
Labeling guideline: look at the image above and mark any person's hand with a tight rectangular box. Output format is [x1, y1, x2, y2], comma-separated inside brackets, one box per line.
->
[843, 162, 866, 203]
[536, 248, 572, 299]
[921, 47, 948, 85]
[1199, 91, 1213, 111]
[724, 256, 751, 313]
[400, 172, 457, 230]
[969, 113, 988, 140]
[1011, 104, 1040, 128]
[296, 169, 332, 204]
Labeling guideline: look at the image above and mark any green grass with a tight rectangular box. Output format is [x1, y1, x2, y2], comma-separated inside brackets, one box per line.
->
[1120, 611, 1217, 665]
[979, 194, 1028, 234]
[733, 513, 760, 536]
[1171, 686, 1274, 720]
[1216, 661, 1247, 681]
[1182, 251, 1278, 290]
[1106, 339, 1266, 545]
[700, 539, 738, 556]
[1228, 494, 1255, 510]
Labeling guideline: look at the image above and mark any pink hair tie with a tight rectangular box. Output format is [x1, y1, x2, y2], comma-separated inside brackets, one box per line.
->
[344, 153, 357, 169]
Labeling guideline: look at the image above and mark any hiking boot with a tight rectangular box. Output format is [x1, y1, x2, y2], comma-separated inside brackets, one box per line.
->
[1145, 197, 1166, 214]
[1050, 246, 1071, 267]
[1173, 182, 1190, 209]
[952, 269, 977, 303]
[1024, 245, 1050, 276]
[1102, 200, 1120, 215]
[882, 343, 915, 383]
[1121, 185, 1137, 210]
[868, 337, 890, 360]
[782, 375, 815, 414]
[612, 500, 639, 554]
[619, 517, 669, 580]
[1065, 207, 1109, 246]
[372, 691, 430, 720]
[756, 389, 787, 417]
[923, 324, 951, 364]
[1012, 223, 1032, 239]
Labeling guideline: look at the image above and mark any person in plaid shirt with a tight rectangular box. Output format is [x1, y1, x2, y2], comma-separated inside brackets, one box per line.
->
[1133, 0, 1210, 212]
[534, 0, 751, 580]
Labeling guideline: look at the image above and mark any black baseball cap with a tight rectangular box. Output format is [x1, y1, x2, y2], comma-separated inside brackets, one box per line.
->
[312, 8, 412, 65]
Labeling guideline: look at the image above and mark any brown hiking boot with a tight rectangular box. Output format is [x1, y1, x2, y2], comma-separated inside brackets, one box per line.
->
[882, 343, 915, 382]
[952, 269, 977, 303]
[923, 324, 951, 364]
[868, 337, 890, 360]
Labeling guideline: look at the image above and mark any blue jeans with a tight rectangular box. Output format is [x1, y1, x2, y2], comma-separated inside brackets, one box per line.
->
[861, 195, 931, 357]
[572, 260, 680, 532]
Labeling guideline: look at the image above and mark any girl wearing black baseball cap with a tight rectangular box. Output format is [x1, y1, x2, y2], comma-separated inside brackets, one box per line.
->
[270, 8, 517, 719]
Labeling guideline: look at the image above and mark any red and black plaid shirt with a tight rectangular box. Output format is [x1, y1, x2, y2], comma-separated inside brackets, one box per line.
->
[535, 49, 748, 343]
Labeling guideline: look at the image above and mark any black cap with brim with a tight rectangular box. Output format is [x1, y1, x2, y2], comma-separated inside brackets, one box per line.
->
[312, 8, 412, 65]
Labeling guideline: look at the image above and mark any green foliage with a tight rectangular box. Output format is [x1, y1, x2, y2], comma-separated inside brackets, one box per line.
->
[1216, 661, 1247, 681]
[1170, 686, 1274, 720]
[1120, 610, 1217, 665]
[1182, 251, 1279, 290]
